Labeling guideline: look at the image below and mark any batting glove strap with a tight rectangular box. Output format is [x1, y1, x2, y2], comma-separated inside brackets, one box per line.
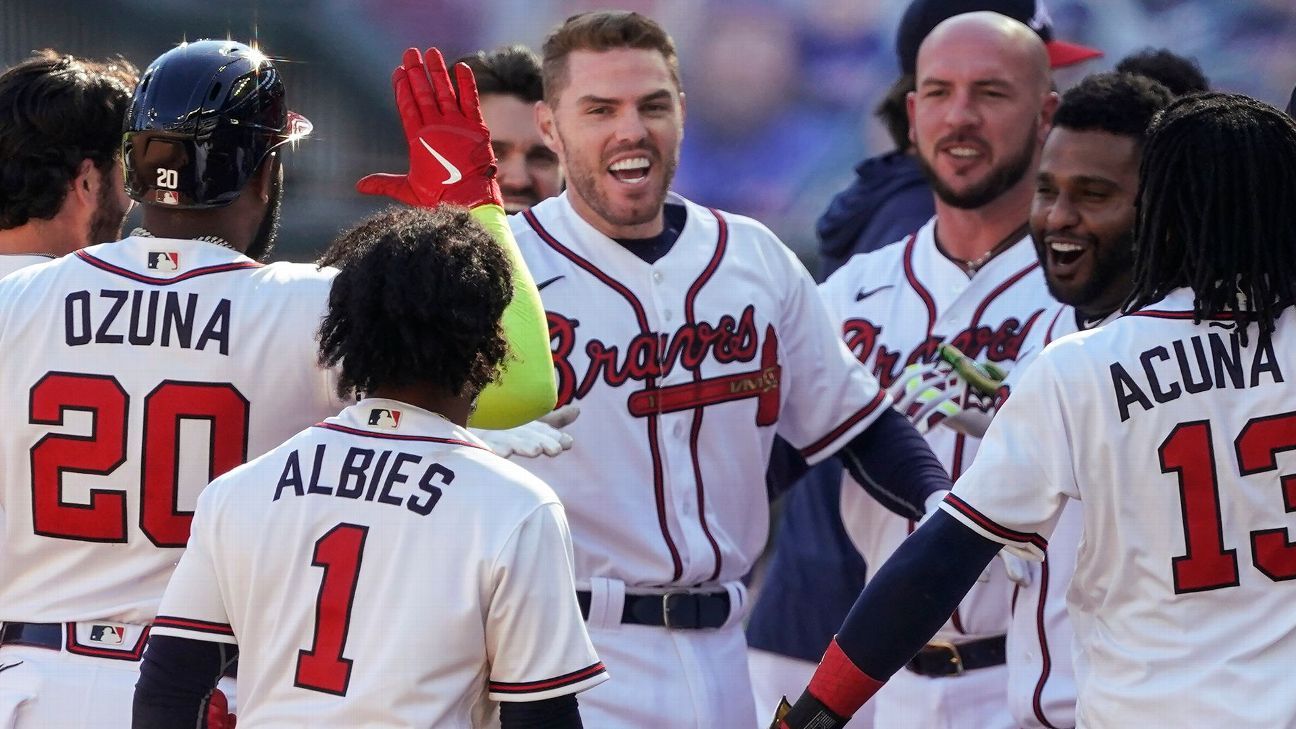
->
[777, 690, 849, 729]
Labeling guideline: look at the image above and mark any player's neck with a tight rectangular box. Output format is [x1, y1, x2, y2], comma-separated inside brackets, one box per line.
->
[0, 219, 82, 257]
[141, 211, 252, 254]
[932, 182, 1034, 262]
[567, 193, 665, 240]
[367, 385, 471, 427]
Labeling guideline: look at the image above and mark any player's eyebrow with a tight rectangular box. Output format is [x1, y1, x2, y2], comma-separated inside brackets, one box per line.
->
[575, 89, 674, 107]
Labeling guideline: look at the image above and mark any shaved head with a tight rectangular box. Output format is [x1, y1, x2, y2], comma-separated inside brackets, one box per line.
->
[919, 12, 1051, 94]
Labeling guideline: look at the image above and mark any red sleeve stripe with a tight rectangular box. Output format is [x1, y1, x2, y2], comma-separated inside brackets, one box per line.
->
[153, 615, 235, 637]
[799, 389, 887, 459]
[944, 493, 1048, 551]
[489, 662, 607, 694]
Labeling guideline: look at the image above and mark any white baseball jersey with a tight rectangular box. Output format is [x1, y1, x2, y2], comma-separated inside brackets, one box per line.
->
[823, 217, 1051, 644]
[0, 252, 55, 279]
[152, 399, 606, 727]
[1003, 302, 1118, 729]
[510, 191, 886, 728]
[512, 192, 887, 588]
[944, 288, 1296, 727]
[0, 235, 342, 625]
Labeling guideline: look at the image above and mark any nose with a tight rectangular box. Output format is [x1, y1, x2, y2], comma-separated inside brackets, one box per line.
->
[496, 151, 529, 192]
[1044, 192, 1080, 230]
[944, 88, 982, 129]
[612, 109, 649, 144]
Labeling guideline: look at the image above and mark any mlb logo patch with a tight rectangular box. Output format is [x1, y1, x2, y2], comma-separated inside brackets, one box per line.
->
[89, 624, 124, 645]
[368, 408, 401, 429]
[155, 190, 180, 206]
[148, 251, 179, 271]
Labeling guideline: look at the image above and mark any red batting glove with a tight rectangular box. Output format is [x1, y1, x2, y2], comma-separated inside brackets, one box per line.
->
[206, 688, 236, 729]
[357, 47, 502, 209]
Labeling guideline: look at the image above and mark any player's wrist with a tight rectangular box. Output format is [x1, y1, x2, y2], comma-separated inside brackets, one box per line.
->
[801, 639, 885, 720]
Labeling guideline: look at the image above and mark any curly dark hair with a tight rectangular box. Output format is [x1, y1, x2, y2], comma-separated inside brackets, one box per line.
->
[1053, 72, 1174, 141]
[317, 206, 514, 400]
[0, 50, 138, 230]
[1125, 93, 1296, 343]
[455, 45, 543, 104]
[1114, 48, 1209, 97]
[875, 74, 915, 152]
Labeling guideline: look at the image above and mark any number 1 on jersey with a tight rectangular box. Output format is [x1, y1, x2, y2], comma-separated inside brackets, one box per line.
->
[295, 523, 369, 696]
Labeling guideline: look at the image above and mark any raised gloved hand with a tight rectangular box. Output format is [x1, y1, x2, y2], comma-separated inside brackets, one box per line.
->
[887, 345, 1005, 438]
[471, 405, 580, 459]
[357, 47, 502, 209]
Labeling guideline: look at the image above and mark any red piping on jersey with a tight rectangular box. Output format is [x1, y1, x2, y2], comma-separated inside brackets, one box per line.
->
[1031, 557, 1062, 729]
[684, 208, 729, 583]
[312, 422, 488, 450]
[943, 492, 1048, 552]
[901, 234, 937, 336]
[523, 209, 684, 582]
[798, 390, 888, 459]
[73, 249, 263, 285]
[488, 661, 608, 694]
[152, 615, 235, 637]
[63, 621, 151, 660]
[969, 260, 1040, 328]
[1044, 306, 1068, 347]
[1125, 309, 1240, 320]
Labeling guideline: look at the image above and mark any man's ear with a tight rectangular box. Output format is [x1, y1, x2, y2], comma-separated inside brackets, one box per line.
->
[906, 91, 918, 148]
[250, 154, 277, 203]
[69, 158, 98, 208]
[536, 101, 562, 156]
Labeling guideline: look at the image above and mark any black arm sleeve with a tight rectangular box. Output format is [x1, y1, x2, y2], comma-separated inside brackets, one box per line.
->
[499, 694, 583, 729]
[833, 510, 1002, 679]
[836, 407, 952, 520]
[133, 635, 236, 729]
[766, 435, 810, 501]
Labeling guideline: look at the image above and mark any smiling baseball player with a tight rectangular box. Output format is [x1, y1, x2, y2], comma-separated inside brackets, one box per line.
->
[135, 206, 606, 728]
[773, 92, 1296, 729]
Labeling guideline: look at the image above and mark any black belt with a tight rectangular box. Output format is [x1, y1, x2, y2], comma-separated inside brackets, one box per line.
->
[906, 635, 1006, 677]
[1, 622, 237, 678]
[576, 590, 730, 630]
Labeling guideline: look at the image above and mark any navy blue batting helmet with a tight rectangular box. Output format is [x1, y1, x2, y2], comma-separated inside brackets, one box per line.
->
[123, 40, 310, 208]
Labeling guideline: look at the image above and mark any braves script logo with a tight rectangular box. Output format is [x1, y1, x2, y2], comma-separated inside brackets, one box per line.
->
[843, 311, 1044, 387]
[548, 303, 780, 424]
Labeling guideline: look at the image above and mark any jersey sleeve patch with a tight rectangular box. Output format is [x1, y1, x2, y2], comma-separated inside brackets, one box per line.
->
[798, 389, 888, 461]
[487, 661, 609, 701]
[150, 615, 237, 643]
[941, 492, 1048, 556]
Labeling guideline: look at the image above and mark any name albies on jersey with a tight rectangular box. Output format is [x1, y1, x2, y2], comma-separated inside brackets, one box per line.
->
[0, 235, 343, 626]
[509, 192, 889, 589]
[943, 288, 1296, 727]
[152, 400, 607, 727]
[820, 217, 1051, 645]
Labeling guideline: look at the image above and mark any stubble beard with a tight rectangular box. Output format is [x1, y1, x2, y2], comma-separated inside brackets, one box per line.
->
[558, 127, 678, 231]
[919, 121, 1038, 211]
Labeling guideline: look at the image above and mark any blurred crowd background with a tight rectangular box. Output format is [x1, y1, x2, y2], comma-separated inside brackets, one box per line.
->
[4, 0, 1294, 264]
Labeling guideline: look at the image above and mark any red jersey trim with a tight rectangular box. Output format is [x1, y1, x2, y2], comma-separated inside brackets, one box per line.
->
[944, 492, 1048, 551]
[1043, 306, 1069, 347]
[969, 261, 1040, 328]
[313, 422, 488, 450]
[489, 661, 608, 694]
[523, 208, 683, 581]
[901, 234, 937, 336]
[74, 249, 262, 285]
[799, 389, 888, 459]
[1125, 309, 1240, 321]
[1031, 557, 1063, 729]
[153, 615, 235, 637]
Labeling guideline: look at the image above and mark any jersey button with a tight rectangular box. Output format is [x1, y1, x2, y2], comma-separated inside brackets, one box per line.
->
[673, 421, 685, 437]
[652, 270, 663, 282]
[663, 309, 673, 321]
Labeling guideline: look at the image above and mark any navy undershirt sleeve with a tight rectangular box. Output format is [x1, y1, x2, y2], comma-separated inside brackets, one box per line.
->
[133, 635, 235, 729]
[500, 694, 584, 728]
[836, 407, 952, 520]
[833, 510, 1002, 679]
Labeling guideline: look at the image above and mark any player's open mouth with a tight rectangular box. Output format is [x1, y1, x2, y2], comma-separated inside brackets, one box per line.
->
[1046, 239, 1088, 277]
[608, 156, 651, 184]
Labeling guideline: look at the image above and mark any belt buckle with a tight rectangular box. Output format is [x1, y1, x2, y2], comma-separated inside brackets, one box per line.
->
[926, 639, 964, 676]
[661, 591, 690, 630]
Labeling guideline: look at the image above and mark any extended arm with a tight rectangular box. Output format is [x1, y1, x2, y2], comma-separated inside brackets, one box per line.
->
[774, 511, 1000, 728]
[133, 635, 236, 729]
[836, 406, 952, 520]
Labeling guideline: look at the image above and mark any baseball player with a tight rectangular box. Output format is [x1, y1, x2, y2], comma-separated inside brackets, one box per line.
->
[0, 41, 552, 728]
[135, 205, 606, 728]
[412, 11, 952, 728]
[456, 45, 561, 215]
[815, 12, 1061, 727]
[773, 92, 1296, 729]
[0, 51, 138, 277]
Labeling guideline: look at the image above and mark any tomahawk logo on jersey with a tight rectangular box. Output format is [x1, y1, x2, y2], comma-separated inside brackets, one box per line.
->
[152, 400, 606, 727]
[0, 235, 343, 627]
[944, 288, 1296, 727]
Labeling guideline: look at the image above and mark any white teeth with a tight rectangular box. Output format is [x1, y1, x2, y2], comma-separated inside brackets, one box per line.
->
[609, 157, 650, 172]
[948, 147, 980, 158]
[1049, 242, 1084, 253]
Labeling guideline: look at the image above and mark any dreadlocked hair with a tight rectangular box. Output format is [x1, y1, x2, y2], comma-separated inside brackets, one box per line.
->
[317, 205, 513, 400]
[1124, 92, 1296, 345]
